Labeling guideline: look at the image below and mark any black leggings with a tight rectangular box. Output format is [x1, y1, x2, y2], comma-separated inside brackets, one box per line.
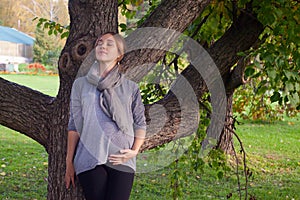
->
[78, 165, 135, 200]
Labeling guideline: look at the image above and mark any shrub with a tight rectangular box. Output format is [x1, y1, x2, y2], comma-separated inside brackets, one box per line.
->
[27, 63, 46, 74]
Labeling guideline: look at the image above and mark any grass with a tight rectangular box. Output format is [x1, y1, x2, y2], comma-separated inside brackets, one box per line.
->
[131, 117, 300, 200]
[0, 74, 299, 199]
[0, 126, 48, 200]
[0, 74, 59, 96]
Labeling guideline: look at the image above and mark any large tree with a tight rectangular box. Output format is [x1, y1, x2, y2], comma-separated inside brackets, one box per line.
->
[0, 0, 298, 199]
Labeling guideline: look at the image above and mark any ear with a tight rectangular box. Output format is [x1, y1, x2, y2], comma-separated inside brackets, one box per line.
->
[117, 55, 123, 61]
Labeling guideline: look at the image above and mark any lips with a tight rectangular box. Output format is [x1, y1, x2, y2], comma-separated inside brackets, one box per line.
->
[99, 50, 107, 55]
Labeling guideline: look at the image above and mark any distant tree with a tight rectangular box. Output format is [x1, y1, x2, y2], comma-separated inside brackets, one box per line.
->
[0, 0, 68, 47]
[33, 25, 62, 67]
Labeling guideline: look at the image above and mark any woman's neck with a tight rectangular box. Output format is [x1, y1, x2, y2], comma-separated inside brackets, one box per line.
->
[98, 60, 117, 78]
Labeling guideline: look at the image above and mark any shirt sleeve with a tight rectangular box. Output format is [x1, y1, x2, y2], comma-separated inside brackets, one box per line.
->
[68, 110, 77, 131]
[132, 86, 147, 131]
[68, 79, 83, 134]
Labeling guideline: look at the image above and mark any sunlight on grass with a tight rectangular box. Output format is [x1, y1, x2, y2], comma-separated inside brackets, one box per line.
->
[0, 74, 59, 96]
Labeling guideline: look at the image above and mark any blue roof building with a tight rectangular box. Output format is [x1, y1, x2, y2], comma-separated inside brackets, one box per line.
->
[0, 25, 34, 45]
[0, 25, 35, 65]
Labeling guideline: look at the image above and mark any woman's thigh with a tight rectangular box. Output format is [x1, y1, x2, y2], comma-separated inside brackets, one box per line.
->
[105, 165, 135, 200]
[78, 165, 108, 200]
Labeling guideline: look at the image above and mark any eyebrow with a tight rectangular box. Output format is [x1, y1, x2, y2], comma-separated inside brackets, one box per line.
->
[98, 38, 115, 43]
[106, 39, 115, 43]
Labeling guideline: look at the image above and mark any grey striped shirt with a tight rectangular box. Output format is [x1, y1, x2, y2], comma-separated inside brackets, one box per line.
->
[68, 76, 146, 174]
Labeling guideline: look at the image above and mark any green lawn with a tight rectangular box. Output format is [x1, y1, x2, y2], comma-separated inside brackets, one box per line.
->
[0, 74, 59, 96]
[130, 117, 300, 200]
[0, 74, 299, 199]
[0, 126, 48, 200]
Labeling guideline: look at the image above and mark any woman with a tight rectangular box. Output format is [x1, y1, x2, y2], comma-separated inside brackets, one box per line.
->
[65, 32, 146, 200]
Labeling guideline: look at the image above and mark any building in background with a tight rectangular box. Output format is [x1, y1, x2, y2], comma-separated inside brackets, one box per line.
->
[0, 25, 34, 72]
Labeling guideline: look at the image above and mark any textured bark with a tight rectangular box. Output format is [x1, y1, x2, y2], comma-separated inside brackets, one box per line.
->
[0, 0, 264, 199]
[217, 92, 235, 154]
[141, 11, 264, 151]
[0, 78, 53, 148]
[217, 58, 247, 154]
[123, 0, 211, 80]
[47, 0, 119, 199]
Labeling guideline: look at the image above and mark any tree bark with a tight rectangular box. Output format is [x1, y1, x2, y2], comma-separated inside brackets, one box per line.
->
[0, 78, 53, 148]
[122, 0, 211, 80]
[217, 57, 247, 154]
[217, 92, 235, 154]
[47, 0, 119, 199]
[141, 11, 264, 151]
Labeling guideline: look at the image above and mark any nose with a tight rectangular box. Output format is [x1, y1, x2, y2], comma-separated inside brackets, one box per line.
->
[99, 43, 106, 49]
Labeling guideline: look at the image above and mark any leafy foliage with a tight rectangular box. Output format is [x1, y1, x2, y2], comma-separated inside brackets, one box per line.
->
[127, 0, 299, 121]
[118, 0, 161, 33]
[33, 25, 63, 67]
[184, 0, 300, 120]
[118, 1, 299, 199]
[233, 0, 300, 120]
[34, 17, 70, 39]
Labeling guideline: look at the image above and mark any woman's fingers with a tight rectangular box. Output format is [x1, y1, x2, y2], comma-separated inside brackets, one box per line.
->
[108, 154, 125, 165]
[65, 173, 76, 189]
[65, 177, 70, 189]
[65, 163, 76, 189]
[109, 149, 138, 165]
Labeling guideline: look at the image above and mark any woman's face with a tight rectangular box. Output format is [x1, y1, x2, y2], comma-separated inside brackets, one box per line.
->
[95, 34, 120, 64]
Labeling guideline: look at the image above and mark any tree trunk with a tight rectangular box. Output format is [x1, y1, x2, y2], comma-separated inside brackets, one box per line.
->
[0, 0, 264, 199]
[141, 11, 264, 150]
[48, 0, 212, 199]
[47, 0, 119, 199]
[0, 79, 52, 148]
[217, 92, 235, 154]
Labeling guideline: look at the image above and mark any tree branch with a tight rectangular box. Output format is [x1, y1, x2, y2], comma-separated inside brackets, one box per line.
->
[123, 0, 212, 80]
[0, 78, 54, 148]
[225, 57, 248, 94]
[141, 11, 264, 151]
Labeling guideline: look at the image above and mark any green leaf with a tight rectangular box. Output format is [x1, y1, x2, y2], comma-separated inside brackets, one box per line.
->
[37, 21, 42, 27]
[295, 83, 300, 92]
[61, 31, 69, 39]
[251, 71, 262, 79]
[44, 22, 49, 29]
[267, 68, 277, 79]
[245, 67, 255, 78]
[270, 91, 281, 103]
[217, 171, 224, 179]
[257, 86, 268, 95]
[119, 23, 127, 32]
[48, 29, 53, 35]
[253, 60, 261, 68]
[289, 93, 300, 106]
[119, 23, 127, 29]
[284, 70, 295, 80]
[285, 81, 294, 92]
[237, 51, 246, 56]
[284, 95, 289, 103]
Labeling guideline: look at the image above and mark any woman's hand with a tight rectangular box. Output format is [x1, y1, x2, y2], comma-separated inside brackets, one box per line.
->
[65, 161, 76, 189]
[108, 149, 139, 165]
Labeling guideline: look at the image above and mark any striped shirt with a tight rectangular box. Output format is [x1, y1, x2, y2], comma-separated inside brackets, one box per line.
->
[68, 76, 146, 174]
